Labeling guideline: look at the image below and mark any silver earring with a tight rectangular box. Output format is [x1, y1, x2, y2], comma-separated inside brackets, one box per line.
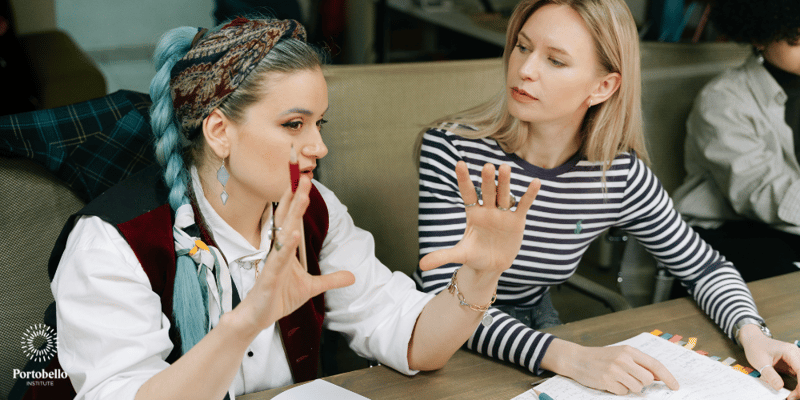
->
[588, 99, 593, 107]
[217, 160, 229, 205]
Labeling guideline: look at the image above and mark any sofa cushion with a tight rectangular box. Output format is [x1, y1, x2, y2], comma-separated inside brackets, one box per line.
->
[0, 157, 84, 400]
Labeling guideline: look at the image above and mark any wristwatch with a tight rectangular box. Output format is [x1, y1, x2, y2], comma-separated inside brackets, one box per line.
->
[734, 317, 772, 346]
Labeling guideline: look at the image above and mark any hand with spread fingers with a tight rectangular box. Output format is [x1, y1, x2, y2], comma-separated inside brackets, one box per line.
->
[418, 161, 541, 277]
[233, 176, 355, 334]
[407, 160, 541, 370]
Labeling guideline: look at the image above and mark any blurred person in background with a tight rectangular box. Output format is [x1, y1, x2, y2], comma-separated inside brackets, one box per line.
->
[674, 0, 800, 283]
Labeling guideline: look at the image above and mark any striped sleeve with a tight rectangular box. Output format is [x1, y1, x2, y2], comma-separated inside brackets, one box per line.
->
[416, 128, 555, 374]
[616, 155, 762, 339]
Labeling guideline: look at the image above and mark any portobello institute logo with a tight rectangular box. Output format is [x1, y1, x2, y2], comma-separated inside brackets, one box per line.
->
[13, 324, 68, 386]
[20, 323, 57, 363]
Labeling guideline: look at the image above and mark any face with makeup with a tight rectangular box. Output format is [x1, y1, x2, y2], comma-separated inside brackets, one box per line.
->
[207, 67, 329, 205]
[506, 4, 611, 127]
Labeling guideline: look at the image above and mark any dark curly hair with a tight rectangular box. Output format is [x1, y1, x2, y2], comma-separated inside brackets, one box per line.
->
[711, 0, 800, 45]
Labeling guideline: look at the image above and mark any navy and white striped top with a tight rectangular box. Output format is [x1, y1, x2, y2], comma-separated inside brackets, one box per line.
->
[415, 125, 761, 374]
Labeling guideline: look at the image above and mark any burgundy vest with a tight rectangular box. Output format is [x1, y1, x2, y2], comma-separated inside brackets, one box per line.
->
[23, 164, 328, 399]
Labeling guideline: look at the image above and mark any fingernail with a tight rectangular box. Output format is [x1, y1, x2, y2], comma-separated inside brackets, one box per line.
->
[538, 393, 554, 400]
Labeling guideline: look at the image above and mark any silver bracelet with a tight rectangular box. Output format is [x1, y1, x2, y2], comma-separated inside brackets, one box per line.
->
[447, 267, 497, 327]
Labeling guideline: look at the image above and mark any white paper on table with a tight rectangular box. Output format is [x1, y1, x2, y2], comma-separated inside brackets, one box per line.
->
[272, 379, 370, 400]
[512, 332, 791, 400]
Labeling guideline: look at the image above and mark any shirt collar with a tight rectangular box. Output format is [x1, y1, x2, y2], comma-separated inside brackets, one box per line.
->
[745, 54, 788, 106]
[190, 166, 274, 263]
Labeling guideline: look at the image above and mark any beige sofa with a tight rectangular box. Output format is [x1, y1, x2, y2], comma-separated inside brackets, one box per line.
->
[0, 41, 750, 398]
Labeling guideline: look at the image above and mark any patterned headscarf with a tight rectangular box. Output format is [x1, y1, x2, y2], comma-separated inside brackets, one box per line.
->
[169, 18, 307, 139]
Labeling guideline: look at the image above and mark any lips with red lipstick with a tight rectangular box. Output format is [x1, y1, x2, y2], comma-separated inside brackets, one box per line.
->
[510, 87, 537, 103]
[301, 166, 315, 180]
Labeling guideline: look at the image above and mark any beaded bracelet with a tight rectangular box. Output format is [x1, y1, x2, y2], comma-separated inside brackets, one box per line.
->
[447, 267, 497, 327]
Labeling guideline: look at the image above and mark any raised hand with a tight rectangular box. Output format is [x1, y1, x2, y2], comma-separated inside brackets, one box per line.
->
[234, 176, 355, 333]
[419, 161, 540, 275]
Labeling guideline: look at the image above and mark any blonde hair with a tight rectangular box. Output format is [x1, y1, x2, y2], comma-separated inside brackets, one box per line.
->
[417, 0, 648, 171]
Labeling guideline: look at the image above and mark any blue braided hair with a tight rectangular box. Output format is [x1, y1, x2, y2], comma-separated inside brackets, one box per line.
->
[149, 26, 209, 354]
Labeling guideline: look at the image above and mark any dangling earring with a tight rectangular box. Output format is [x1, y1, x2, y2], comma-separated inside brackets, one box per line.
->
[755, 46, 765, 64]
[217, 159, 230, 205]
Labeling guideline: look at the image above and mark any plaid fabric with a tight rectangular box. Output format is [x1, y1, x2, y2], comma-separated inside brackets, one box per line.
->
[0, 90, 156, 202]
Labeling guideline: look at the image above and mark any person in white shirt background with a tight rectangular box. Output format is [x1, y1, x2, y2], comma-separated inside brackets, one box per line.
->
[674, 0, 800, 284]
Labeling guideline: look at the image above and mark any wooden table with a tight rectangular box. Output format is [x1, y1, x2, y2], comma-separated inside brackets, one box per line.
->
[242, 271, 800, 399]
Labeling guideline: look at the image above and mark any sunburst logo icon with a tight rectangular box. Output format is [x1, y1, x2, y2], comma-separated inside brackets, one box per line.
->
[20, 324, 57, 363]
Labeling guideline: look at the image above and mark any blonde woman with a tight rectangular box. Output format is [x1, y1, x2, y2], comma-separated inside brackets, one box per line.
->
[415, 0, 800, 397]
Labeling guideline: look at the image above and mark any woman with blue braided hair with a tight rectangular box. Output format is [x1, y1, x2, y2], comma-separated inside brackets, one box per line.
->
[48, 17, 541, 400]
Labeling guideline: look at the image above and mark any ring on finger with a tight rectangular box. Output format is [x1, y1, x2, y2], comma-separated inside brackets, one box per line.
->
[465, 186, 483, 208]
[274, 240, 284, 251]
[497, 194, 517, 211]
[759, 364, 773, 374]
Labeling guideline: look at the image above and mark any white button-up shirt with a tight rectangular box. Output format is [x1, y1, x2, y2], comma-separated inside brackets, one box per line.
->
[52, 172, 434, 400]
[674, 54, 800, 234]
